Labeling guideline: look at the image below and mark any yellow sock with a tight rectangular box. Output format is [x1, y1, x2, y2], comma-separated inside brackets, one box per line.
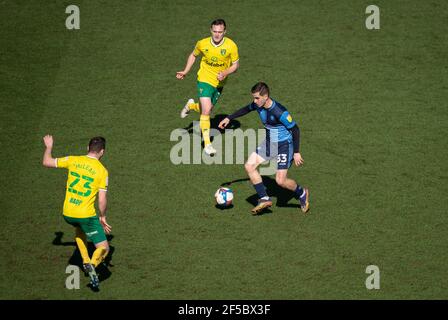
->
[199, 114, 211, 146]
[75, 229, 90, 264]
[91, 246, 109, 267]
[189, 102, 200, 113]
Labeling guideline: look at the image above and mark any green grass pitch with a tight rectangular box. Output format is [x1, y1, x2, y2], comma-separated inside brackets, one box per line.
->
[1, 0, 447, 299]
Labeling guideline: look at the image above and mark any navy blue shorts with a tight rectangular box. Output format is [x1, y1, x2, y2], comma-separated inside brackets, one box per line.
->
[256, 139, 294, 170]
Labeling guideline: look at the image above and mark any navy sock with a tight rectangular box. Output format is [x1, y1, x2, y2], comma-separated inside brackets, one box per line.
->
[294, 184, 305, 200]
[253, 182, 268, 199]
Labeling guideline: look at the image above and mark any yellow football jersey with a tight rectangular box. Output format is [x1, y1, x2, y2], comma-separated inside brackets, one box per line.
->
[56, 155, 108, 218]
[193, 36, 239, 88]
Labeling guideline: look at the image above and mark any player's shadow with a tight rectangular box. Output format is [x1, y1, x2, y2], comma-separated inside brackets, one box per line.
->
[221, 176, 299, 215]
[183, 114, 241, 135]
[52, 232, 115, 288]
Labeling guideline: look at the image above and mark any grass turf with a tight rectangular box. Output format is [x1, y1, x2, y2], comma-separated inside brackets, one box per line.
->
[0, 0, 447, 299]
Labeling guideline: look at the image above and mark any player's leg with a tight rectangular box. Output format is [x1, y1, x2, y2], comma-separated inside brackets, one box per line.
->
[181, 81, 213, 118]
[245, 151, 265, 185]
[196, 81, 223, 155]
[180, 82, 205, 118]
[180, 98, 200, 118]
[87, 240, 109, 289]
[199, 96, 216, 155]
[91, 241, 109, 267]
[275, 169, 298, 190]
[63, 216, 91, 264]
[276, 170, 309, 213]
[212, 86, 223, 107]
[245, 149, 272, 214]
[87, 217, 109, 268]
[275, 142, 310, 213]
[75, 226, 91, 264]
[203, 86, 223, 155]
[81, 217, 110, 288]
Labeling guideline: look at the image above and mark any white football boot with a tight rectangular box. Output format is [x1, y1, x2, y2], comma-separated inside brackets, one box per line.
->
[204, 144, 217, 157]
[180, 98, 194, 118]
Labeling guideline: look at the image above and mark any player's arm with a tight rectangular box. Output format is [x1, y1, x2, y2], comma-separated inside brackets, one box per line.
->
[217, 60, 239, 81]
[98, 190, 112, 234]
[291, 125, 304, 166]
[176, 50, 198, 80]
[42, 135, 57, 168]
[290, 125, 301, 153]
[279, 112, 304, 166]
[218, 104, 254, 129]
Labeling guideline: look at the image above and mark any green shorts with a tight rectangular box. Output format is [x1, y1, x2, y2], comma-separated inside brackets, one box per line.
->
[63, 215, 107, 244]
[197, 81, 223, 106]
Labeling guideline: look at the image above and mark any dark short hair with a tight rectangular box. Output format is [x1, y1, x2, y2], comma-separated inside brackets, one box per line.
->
[88, 136, 106, 153]
[211, 19, 226, 29]
[251, 82, 270, 97]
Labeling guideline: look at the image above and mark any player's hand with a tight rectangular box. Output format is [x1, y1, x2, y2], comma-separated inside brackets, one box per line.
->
[43, 135, 54, 149]
[99, 216, 112, 234]
[176, 71, 187, 80]
[218, 117, 230, 129]
[217, 72, 227, 81]
[294, 153, 304, 166]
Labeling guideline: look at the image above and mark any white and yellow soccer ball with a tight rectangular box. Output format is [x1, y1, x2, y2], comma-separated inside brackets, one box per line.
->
[215, 187, 234, 207]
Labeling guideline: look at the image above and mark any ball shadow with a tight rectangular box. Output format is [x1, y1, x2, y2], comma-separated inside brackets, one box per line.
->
[215, 203, 234, 210]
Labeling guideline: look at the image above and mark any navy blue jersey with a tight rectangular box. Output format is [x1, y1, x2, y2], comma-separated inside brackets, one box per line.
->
[247, 99, 297, 143]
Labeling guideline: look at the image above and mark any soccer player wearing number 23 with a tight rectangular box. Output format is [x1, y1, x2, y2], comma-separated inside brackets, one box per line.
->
[42, 135, 111, 289]
[219, 82, 310, 215]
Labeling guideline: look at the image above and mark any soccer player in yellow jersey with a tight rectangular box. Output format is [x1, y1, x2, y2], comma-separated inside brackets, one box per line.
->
[42, 135, 111, 289]
[176, 18, 239, 156]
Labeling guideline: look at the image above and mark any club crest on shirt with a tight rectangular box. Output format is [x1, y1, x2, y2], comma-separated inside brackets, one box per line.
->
[221, 49, 226, 56]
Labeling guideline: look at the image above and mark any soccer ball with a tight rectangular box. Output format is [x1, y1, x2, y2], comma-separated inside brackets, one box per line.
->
[215, 187, 234, 207]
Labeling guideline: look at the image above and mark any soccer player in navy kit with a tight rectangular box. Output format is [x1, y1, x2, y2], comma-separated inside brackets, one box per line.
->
[219, 82, 310, 215]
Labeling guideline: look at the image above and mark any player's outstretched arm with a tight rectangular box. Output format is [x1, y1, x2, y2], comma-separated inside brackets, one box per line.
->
[223, 104, 254, 125]
[176, 52, 197, 80]
[42, 135, 57, 168]
[219, 105, 253, 129]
